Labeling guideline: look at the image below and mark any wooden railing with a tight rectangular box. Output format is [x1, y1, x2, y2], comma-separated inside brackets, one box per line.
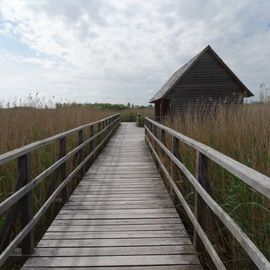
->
[0, 114, 121, 267]
[144, 117, 270, 270]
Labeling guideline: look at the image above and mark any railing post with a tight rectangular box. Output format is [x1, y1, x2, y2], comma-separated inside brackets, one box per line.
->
[160, 129, 165, 145]
[136, 113, 143, 127]
[144, 119, 148, 138]
[97, 122, 102, 153]
[19, 153, 34, 255]
[169, 136, 181, 198]
[102, 120, 106, 146]
[160, 129, 166, 160]
[153, 125, 157, 138]
[104, 119, 109, 144]
[0, 155, 33, 253]
[59, 137, 68, 201]
[153, 125, 158, 152]
[171, 136, 181, 177]
[78, 129, 84, 179]
[88, 125, 94, 166]
[194, 151, 210, 251]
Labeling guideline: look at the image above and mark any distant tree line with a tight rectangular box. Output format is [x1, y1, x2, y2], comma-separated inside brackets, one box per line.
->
[55, 102, 153, 110]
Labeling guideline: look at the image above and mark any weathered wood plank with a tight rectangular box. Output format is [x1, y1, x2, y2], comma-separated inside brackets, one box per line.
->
[37, 238, 192, 248]
[51, 218, 183, 226]
[62, 204, 174, 210]
[23, 266, 203, 270]
[43, 230, 187, 239]
[54, 213, 179, 219]
[28, 245, 195, 257]
[48, 224, 184, 232]
[58, 209, 177, 215]
[24, 254, 200, 267]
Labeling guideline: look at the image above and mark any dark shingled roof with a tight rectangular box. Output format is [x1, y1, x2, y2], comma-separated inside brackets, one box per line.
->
[150, 45, 253, 103]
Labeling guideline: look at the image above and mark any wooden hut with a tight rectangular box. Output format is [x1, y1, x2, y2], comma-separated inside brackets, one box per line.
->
[150, 45, 253, 121]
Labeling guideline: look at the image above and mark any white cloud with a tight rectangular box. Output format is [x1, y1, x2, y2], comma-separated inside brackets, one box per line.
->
[0, 0, 269, 104]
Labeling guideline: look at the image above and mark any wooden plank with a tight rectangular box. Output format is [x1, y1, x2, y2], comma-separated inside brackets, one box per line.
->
[24, 254, 200, 267]
[66, 199, 173, 205]
[76, 184, 163, 187]
[52, 218, 183, 226]
[62, 203, 174, 210]
[69, 194, 170, 199]
[42, 230, 187, 239]
[30, 245, 195, 257]
[55, 213, 179, 219]
[58, 209, 177, 215]
[48, 224, 184, 232]
[37, 238, 191, 248]
[72, 190, 167, 195]
[62, 204, 173, 211]
[68, 197, 171, 203]
[23, 266, 203, 270]
[75, 185, 163, 189]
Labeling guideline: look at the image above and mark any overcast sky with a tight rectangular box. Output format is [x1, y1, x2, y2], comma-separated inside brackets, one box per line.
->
[0, 0, 269, 105]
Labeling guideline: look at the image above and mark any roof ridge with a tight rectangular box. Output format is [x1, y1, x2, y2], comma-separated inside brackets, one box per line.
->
[149, 45, 253, 102]
[149, 45, 209, 102]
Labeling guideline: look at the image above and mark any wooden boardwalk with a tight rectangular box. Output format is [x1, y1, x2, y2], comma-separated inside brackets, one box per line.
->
[23, 123, 202, 269]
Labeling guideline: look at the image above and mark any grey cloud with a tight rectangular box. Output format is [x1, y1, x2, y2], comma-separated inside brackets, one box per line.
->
[0, 0, 269, 104]
[39, 0, 113, 25]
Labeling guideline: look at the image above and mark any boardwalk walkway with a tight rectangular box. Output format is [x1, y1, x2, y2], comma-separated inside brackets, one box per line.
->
[23, 123, 202, 269]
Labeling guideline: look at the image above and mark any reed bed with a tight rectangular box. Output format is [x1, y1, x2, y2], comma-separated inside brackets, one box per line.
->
[120, 107, 154, 122]
[162, 103, 270, 269]
[0, 98, 153, 269]
[0, 102, 116, 268]
[0, 99, 150, 269]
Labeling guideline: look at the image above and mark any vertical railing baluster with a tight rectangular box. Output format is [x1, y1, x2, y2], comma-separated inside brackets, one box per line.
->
[93, 123, 97, 160]
[59, 137, 68, 201]
[104, 119, 109, 144]
[98, 122, 102, 139]
[88, 125, 94, 167]
[78, 129, 84, 180]
[160, 129, 165, 145]
[160, 129, 166, 167]
[153, 125, 158, 155]
[170, 136, 181, 201]
[102, 120, 106, 148]
[19, 153, 34, 255]
[0, 154, 33, 253]
[194, 151, 210, 251]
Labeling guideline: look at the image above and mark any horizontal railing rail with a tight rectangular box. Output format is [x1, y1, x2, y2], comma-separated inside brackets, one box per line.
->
[0, 114, 121, 267]
[144, 117, 270, 270]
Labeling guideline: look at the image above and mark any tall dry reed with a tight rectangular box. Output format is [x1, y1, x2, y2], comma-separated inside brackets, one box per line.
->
[0, 99, 117, 269]
[0, 97, 154, 269]
[164, 103, 270, 269]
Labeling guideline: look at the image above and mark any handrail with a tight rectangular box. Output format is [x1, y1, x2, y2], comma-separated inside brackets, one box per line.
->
[0, 114, 120, 166]
[0, 118, 119, 215]
[0, 114, 121, 267]
[144, 117, 270, 270]
[145, 117, 270, 200]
